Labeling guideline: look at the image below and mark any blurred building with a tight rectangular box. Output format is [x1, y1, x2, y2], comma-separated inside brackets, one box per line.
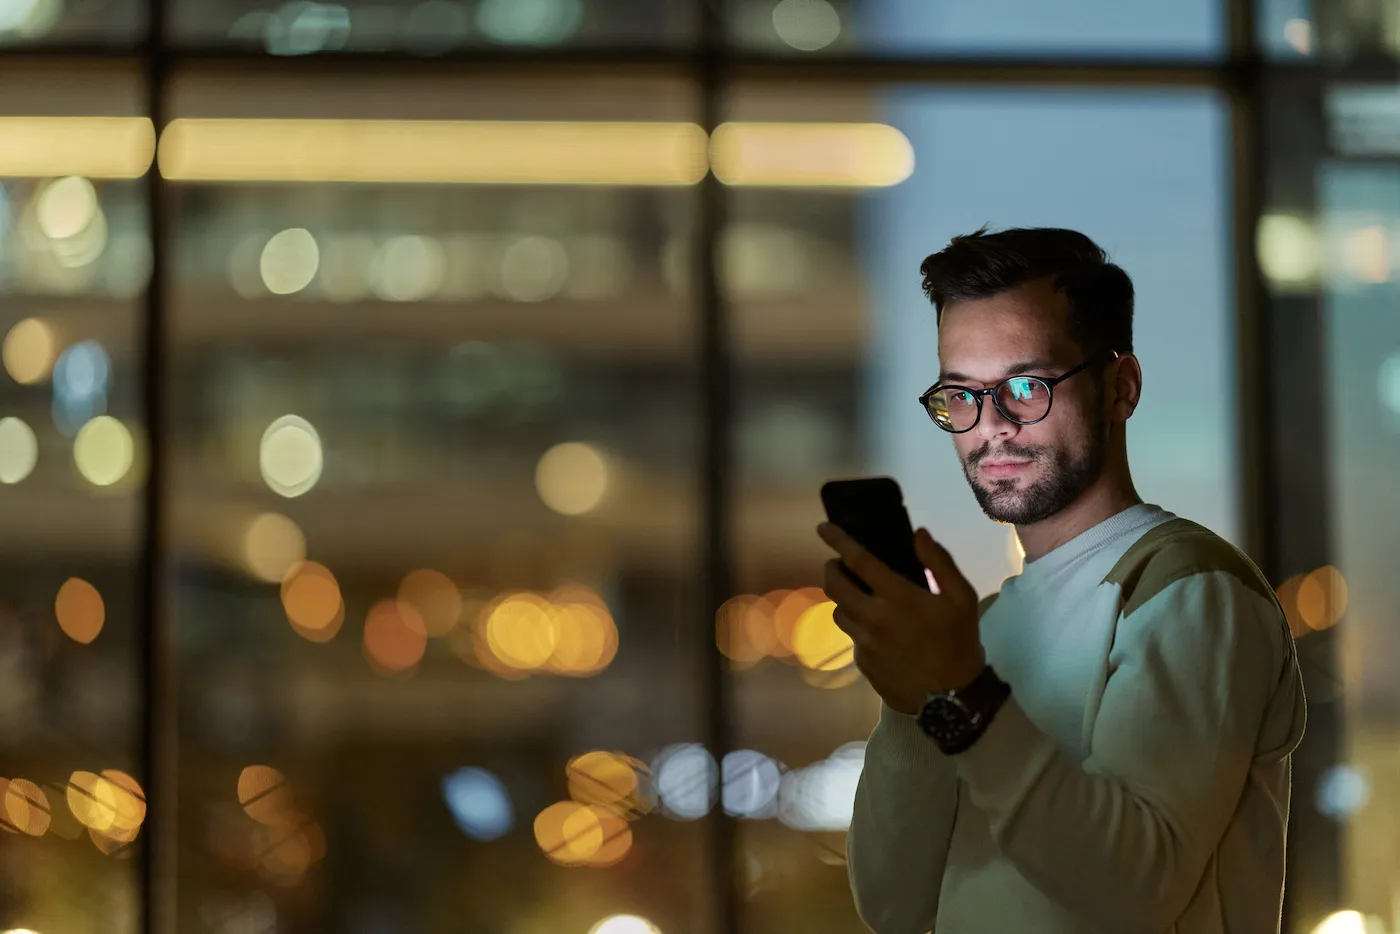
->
[0, 0, 1394, 933]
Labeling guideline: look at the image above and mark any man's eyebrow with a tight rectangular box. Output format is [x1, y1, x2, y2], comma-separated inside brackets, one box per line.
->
[939, 360, 1059, 384]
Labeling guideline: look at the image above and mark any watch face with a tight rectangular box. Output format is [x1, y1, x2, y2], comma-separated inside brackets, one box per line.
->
[919, 696, 973, 745]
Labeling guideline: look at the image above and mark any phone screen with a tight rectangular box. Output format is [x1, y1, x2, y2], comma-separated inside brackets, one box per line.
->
[820, 477, 928, 594]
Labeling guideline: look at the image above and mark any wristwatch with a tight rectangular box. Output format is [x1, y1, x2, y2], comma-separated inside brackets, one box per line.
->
[917, 665, 1011, 755]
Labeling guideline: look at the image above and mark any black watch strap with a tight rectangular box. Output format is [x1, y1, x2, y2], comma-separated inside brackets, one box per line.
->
[918, 664, 1011, 755]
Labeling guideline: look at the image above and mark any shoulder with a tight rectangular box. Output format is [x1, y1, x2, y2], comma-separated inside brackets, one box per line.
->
[1101, 518, 1276, 620]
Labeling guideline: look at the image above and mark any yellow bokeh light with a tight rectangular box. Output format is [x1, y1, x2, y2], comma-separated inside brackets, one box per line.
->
[590, 915, 662, 934]
[711, 122, 914, 188]
[242, 513, 307, 583]
[546, 601, 619, 676]
[281, 561, 343, 642]
[567, 752, 639, 810]
[73, 415, 134, 487]
[238, 765, 293, 826]
[1298, 565, 1348, 631]
[771, 587, 825, 657]
[260, 228, 320, 295]
[1343, 225, 1390, 284]
[363, 600, 428, 674]
[259, 415, 323, 498]
[1276, 574, 1308, 638]
[792, 601, 853, 671]
[484, 592, 559, 670]
[37, 176, 98, 240]
[582, 806, 633, 867]
[2, 318, 57, 385]
[1310, 910, 1367, 934]
[534, 800, 603, 865]
[55, 577, 105, 644]
[99, 770, 146, 838]
[0, 117, 154, 178]
[0, 416, 39, 484]
[3, 778, 51, 837]
[715, 594, 777, 665]
[535, 442, 608, 516]
[67, 771, 118, 832]
[398, 569, 463, 637]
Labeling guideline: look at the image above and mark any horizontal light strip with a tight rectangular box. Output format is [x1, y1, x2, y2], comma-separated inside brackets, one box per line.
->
[160, 119, 913, 188]
[0, 117, 156, 179]
[159, 119, 712, 186]
[711, 122, 915, 188]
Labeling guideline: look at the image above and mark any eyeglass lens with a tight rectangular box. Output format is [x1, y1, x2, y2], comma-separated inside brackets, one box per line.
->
[928, 377, 1051, 431]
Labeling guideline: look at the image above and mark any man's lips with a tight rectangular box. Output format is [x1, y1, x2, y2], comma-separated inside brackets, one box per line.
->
[980, 459, 1032, 478]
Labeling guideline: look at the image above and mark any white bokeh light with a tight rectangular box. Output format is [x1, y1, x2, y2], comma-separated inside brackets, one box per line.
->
[589, 916, 661, 934]
[1379, 352, 1400, 419]
[0, 416, 38, 484]
[772, 0, 842, 51]
[260, 228, 320, 295]
[721, 749, 782, 819]
[499, 235, 568, 302]
[259, 414, 324, 498]
[653, 743, 716, 821]
[777, 742, 864, 831]
[1315, 764, 1371, 820]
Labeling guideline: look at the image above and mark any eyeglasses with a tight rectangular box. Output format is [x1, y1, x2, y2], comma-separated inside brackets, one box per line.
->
[919, 349, 1119, 433]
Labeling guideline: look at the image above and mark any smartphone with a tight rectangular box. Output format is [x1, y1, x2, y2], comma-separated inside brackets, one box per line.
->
[820, 477, 927, 595]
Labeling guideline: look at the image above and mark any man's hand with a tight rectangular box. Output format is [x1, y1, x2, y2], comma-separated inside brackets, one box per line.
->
[817, 522, 986, 715]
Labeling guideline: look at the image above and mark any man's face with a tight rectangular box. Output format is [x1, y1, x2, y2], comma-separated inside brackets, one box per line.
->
[935, 277, 1109, 526]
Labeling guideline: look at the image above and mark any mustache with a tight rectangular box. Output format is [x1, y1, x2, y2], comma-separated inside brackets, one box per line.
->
[967, 443, 1042, 467]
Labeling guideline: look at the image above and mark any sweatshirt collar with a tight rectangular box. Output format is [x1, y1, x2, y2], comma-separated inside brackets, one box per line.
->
[1013, 503, 1171, 583]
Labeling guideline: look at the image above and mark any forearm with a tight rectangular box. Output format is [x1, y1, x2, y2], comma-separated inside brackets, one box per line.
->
[848, 704, 959, 934]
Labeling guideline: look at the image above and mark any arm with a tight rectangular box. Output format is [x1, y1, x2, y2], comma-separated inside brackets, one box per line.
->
[847, 702, 959, 934]
[953, 572, 1296, 934]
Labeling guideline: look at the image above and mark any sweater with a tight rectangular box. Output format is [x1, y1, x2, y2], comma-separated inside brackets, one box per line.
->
[846, 504, 1308, 934]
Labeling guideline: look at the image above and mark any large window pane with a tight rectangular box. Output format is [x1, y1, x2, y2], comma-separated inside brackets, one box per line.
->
[0, 64, 151, 934]
[723, 82, 1234, 932]
[730, 0, 1222, 58]
[165, 71, 709, 933]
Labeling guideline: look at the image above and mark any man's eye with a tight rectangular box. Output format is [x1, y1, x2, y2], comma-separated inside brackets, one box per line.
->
[950, 391, 976, 407]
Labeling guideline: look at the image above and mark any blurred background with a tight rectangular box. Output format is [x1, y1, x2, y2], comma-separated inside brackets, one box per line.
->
[0, 0, 1394, 932]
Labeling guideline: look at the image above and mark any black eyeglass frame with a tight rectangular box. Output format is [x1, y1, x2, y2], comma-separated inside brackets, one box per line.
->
[918, 348, 1121, 433]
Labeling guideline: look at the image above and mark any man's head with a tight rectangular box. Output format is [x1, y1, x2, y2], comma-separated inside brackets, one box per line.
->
[919, 226, 1141, 526]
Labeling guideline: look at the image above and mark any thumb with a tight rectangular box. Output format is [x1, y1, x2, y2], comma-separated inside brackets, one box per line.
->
[915, 528, 973, 601]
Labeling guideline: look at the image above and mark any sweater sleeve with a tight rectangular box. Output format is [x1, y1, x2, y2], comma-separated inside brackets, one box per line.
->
[847, 702, 959, 934]
[952, 571, 1298, 934]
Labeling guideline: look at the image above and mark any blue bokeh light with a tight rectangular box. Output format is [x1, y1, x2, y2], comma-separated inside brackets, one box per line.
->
[442, 767, 514, 841]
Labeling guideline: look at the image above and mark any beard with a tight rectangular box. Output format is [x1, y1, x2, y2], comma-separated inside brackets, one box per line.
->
[961, 396, 1110, 526]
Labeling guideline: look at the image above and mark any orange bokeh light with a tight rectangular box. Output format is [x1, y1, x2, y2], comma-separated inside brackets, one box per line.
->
[398, 569, 463, 637]
[238, 765, 294, 826]
[56, 577, 105, 644]
[716, 594, 778, 666]
[282, 561, 344, 642]
[363, 599, 428, 674]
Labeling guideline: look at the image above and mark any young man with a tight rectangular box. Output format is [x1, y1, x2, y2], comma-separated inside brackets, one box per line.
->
[817, 227, 1307, 934]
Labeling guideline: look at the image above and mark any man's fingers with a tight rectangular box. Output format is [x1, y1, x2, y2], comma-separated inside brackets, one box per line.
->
[822, 559, 880, 619]
[914, 528, 976, 603]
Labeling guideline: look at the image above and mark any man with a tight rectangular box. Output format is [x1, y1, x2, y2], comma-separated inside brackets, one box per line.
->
[818, 227, 1307, 934]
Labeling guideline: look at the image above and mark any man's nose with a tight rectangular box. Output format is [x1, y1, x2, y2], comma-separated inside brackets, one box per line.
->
[975, 395, 1020, 443]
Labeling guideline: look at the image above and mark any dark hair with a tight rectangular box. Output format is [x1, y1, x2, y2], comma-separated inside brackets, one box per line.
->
[919, 225, 1134, 355]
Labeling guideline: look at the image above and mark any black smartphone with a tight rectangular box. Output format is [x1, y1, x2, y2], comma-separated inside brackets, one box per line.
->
[820, 476, 927, 595]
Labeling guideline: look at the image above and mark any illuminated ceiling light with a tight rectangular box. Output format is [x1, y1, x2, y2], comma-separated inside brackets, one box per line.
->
[0, 417, 39, 484]
[0, 117, 155, 178]
[73, 415, 134, 487]
[535, 441, 608, 516]
[242, 513, 307, 583]
[159, 119, 709, 187]
[772, 0, 841, 51]
[711, 122, 914, 188]
[2, 317, 57, 385]
[260, 414, 323, 498]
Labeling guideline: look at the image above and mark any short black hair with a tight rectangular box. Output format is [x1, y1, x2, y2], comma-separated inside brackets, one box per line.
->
[919, 225, 1134, 356]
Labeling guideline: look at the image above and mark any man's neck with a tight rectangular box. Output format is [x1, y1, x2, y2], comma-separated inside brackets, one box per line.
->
[1017, 474, 1144, 563]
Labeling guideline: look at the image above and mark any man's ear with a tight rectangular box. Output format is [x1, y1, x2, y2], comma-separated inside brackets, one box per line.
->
[1110, 353, 1142, 422]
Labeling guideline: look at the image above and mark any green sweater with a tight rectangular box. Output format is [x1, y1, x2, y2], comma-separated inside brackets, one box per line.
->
[847, 504, 1308, 934]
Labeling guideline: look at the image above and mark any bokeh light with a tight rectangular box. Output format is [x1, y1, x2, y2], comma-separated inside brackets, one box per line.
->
[1316, 763, 1371, 820]
[1257, 213, 1319, 290]
[1342, 225, 1390, 284]
[238, 765, 294, 826]
[53, 340, 109, 403]
[581, 806, 632, 867]
[0, 416, 38, 484]
[442, 767, 513, 841]
[398, 569, 462, 637]
[363, 599, 428, 674]
[259, 414, 324, 498]
[1311, 911, 1367, 934]
[66, 771, 118, 832]
[535, 441, 608, 515]
[260, 228, 320, 295]
[590, 916, 662, 934]
[534, 800, 602, 865]
[476, 0, 582, 46]
[483, 592, 558, 670]
[716, 594, 778, 666]
[770, 587, 825, 657]
[499, 234, 569, 301]
[566, 751, 644, 814]
[242, 512, 307, 583]
[545, 593, 619, 676]
[791, 600, 852, 671]
[373, 234, 445, 302]
[653, 744, 716, 820]
[55, 577, 105, 644]
[772, 0, 841, 51]
[281, 560, 343, 642]
[1297, 565, 1348, 631]
[36, 176, 97, 240]
[722, 749, 781, 819]
[777, 742, 864, 831]
[3, 778, 50, 836]
[2, 317, 57, 384]
[1276, 573, 1308, 637]
[73, 415, 134, 486]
